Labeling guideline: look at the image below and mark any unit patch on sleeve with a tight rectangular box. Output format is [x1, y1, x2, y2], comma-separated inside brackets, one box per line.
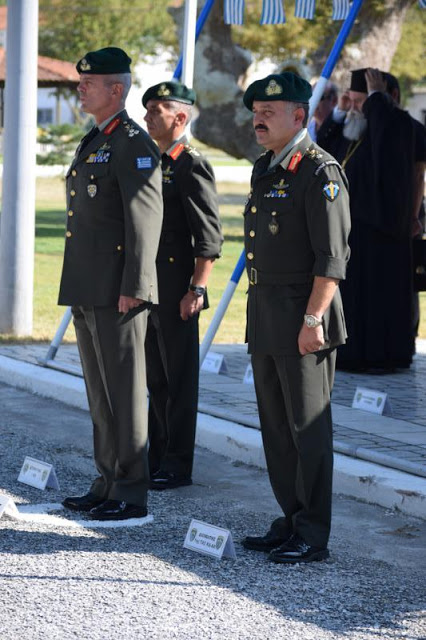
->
[322, 181, 340, 202]
[136, 156, 153, 170]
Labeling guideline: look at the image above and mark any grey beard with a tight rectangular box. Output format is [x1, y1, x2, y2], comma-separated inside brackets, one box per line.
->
[343, 111, 367, 141]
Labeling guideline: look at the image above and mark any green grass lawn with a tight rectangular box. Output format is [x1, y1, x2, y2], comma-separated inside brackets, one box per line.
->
[2, 175, 426, 344]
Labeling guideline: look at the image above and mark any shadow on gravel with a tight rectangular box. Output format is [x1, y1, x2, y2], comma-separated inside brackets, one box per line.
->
[2, 498, 425, 638]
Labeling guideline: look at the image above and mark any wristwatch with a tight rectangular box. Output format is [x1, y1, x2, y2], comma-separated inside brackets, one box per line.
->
[189, 284, 206, 298]
[304, 314, 323, 328]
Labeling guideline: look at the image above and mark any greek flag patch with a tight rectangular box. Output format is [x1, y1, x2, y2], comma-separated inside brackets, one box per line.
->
[136, 156, 152, 170]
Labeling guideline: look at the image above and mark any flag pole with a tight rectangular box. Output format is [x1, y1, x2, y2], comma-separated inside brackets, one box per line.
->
[199, 0, 365, 362]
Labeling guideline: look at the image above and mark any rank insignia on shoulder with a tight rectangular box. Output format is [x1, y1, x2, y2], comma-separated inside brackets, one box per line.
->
[184, 144, 200, 157]
[306, 148, 323, 160]
[136, 156, 152, 170]
[323, 181, 340, 201]
[123, 121, 140, 137]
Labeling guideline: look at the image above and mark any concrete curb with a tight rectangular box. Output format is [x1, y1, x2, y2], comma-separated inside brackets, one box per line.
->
[1, 354, 426, 519]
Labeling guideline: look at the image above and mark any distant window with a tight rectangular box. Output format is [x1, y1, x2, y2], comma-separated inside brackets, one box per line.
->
[37, 108, 54, 125]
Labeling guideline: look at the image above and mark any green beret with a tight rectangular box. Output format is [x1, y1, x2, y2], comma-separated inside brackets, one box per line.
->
[142, 81, 196, 108]
[243, 72, 312, 110]
[76, 47, 131, 75]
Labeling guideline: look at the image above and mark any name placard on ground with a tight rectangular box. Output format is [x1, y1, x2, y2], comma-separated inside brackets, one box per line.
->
[18, 456, 60, 491]
[243, 363, 254, 385]
[201, 351, 227, 374]
[0, 494, 19, 520]
[352, 387, 393, 416]
[184, 518, 236, 560]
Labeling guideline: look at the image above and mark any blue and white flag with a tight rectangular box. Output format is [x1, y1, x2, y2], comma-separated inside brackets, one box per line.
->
[294, 0, 316, 20]
[224, 0, 245, 25]
[260, 0, 286, 24]
[332, 0, 350, 19]
[419, 0, 426, 8]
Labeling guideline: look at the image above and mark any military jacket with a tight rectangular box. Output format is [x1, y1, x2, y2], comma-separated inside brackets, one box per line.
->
[58, 110, 163, 307]
[156, 138, 223, 310]
[244, 132, 351, 355]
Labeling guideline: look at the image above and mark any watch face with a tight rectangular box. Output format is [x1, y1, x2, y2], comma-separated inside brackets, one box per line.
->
[306, 316, 315, 328]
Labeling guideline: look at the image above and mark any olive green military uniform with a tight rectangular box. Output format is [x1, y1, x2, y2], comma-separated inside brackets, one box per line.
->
[245, 132, 350, 548]
[146, 137, 223, 477]
[58, 110, 163, 507]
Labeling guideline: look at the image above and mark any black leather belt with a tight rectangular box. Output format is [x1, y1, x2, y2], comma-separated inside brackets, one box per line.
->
[249, 267, 313, 286]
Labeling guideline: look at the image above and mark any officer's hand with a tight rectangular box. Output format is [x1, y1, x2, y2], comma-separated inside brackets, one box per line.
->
[180, 292, 204, 321]
[365, 68, 386, 94]
[298, 323, 325, 356]
[338, 91, 351, 112]
[118, 295, 144, 313]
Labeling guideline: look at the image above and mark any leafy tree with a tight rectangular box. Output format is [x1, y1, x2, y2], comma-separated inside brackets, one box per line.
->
[38, 0, 178, 65]
[37, 123, 85, 165]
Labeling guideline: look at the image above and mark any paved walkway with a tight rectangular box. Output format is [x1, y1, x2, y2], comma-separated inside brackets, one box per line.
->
[1, 340, 426, 481]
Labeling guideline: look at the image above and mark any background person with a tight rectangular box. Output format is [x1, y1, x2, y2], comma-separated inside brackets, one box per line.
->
[318, 68, 417, 372]
[59, 47, 163, 520]
[142, 81, 223, 490]
[307, 80, 338, 142]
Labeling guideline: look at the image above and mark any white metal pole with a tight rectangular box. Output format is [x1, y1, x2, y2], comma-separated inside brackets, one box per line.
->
[181, 0, 198, 89]
[0, 0, 39, 335]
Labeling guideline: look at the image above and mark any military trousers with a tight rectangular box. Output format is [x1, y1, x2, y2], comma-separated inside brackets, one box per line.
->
[145, 307, 199, 477]
[72, 305, 150, 507]
[251, 348, 336, 548]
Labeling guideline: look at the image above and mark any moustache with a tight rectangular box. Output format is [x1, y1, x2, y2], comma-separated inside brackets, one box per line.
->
[255, 125, 268, 132]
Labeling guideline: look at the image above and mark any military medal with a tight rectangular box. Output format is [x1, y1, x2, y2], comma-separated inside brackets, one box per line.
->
[268, 219, 279, 235]
[87, 174, 97, 198]
[269, 211, 279, 235]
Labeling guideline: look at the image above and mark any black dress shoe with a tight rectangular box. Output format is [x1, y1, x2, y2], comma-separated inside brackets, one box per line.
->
[269, 534, 329, 564]
[89, 499, 148, 521]
[150, 470, 192, 490]
[242, 530, 291, 552]
[62, 493, 105, 512]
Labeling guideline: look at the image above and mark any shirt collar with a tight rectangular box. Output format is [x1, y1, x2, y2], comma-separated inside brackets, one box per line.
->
[268, 128, 308, 170]
[165, 135, 188, 156]
[98, 110, 124, 132]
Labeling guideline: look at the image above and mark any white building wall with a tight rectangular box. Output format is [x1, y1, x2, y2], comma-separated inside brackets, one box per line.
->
[37, 87, 76, 126]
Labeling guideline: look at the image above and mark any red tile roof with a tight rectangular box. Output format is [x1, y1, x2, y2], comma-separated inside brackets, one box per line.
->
[0, 47, 79, 88]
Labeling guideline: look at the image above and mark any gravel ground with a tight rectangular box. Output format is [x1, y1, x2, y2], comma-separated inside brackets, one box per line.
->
[1, 383, 426, 640]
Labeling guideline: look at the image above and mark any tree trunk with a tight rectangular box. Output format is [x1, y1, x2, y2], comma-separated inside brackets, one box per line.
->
[313, 0, 415, 86]
[170, 0, 414, 162]
[169, 0, 261, 162]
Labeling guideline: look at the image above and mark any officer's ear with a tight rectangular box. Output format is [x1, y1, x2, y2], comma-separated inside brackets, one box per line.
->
[175, 110, 188, 127]
[293, 106, 305, 126]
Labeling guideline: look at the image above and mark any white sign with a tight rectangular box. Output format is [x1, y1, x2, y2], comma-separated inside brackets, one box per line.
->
[0, 494, 20, 520]
[351, 387, 393, 416]
[184, 519, 236, 560]
[18, 456, 60, 491]
[243, 363, 254, 385]
[201, 351, 227, 374]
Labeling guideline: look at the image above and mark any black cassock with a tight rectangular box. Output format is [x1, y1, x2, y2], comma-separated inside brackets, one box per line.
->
[318, 92, 416, 371]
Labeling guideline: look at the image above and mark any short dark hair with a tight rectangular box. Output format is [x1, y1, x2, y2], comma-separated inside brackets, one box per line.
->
[293, 102, 309, 127]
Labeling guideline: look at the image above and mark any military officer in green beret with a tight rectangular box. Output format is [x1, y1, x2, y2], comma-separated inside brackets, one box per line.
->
[142, 81, 223, 490]
[240, 72, 351, 563]
[59, 47, 163, 520]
